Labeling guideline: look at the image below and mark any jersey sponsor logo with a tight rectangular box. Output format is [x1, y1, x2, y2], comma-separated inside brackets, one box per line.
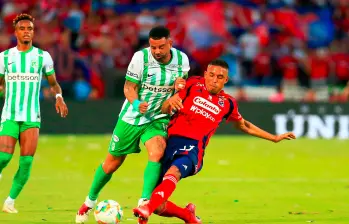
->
[126, 70, 139, 79]
[190, 105, 215, 122]
[142, 83, 173, 93]
[148, 73, 156, 78]
[7, 73, 39, 82]
[193, 96, 221, 114]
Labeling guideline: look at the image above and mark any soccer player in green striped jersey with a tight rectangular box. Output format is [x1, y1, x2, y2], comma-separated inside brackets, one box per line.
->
[76, 26, 190, 223]
[0, 14, 68, 213]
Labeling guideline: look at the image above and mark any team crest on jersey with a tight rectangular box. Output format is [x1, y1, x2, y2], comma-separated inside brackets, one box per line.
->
[218, 96, 225, 107]
[31, 60, 38, 69]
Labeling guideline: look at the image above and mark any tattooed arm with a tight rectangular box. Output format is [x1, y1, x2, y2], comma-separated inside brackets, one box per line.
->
[0, 76, 5, 96]
[47, 74, 68, 117]
[124, 80, 148, 114]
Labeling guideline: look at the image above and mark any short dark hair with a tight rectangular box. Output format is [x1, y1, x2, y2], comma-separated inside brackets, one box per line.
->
[208, 59, 229, 70]
[149, 26, 170, 40]
[13, 13, 35, 27]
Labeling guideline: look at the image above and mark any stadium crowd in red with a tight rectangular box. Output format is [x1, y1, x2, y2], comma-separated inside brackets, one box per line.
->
[0, 0, 349, 102]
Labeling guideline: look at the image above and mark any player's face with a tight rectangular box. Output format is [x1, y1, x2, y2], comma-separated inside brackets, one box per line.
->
[149, 37, 172, 63]
[15, 20, 34, 45]
[204, 65, 229, 94]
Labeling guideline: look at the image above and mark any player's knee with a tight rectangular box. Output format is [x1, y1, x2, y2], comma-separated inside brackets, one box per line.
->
[146, 137, 166, 162]
[165, 165, 181, 180]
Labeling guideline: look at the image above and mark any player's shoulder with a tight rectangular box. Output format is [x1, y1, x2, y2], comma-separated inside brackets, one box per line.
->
[171, 47, 189, 63]
[219, 91, 238, 104]
[132, 48, 149, 61]
[0, 47, 16, 56]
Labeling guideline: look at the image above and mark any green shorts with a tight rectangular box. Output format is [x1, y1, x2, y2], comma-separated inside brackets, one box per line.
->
[108, 118, 169, 156]
[0, 120, 41, 139]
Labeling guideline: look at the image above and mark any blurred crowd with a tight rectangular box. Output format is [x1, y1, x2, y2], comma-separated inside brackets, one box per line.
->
[1, 0, 349, 102]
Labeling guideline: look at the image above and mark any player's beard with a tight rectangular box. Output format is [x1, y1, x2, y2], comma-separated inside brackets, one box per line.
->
[153, 52, 168, 63]
[23, 40, 31, 45]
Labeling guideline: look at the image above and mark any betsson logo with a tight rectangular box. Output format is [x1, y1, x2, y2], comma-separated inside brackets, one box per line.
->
[193, 96, 220, 114]
[7, 73, 39, 82]
[142, 83, 173, 93]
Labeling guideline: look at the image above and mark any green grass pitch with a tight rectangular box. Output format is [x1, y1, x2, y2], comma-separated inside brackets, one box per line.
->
[0, 135, 348, 224]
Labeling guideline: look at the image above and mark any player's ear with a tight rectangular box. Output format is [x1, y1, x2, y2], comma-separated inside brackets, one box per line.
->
[168, 38, 173, 48]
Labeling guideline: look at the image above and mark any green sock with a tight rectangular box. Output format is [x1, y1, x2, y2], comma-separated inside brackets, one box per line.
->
[9, 156, 33, 199]
[88, 164, 113, 201]
[0, 151, 13, 174]
[141, 161, 161, 199]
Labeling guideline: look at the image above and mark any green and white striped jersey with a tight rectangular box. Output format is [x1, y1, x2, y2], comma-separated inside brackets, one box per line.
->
[120, 47, 190, 125]
[0, 46, 55, 122]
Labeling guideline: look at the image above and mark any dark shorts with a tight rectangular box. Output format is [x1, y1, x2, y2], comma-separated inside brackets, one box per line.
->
[160, 136, 205, 180]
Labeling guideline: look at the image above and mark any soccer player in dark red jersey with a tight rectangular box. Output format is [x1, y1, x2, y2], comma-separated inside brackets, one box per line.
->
[133, 59, 296, 223]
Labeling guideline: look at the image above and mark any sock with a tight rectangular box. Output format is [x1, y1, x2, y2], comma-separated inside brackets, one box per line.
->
[9, 156, 33, 199]
[88, 164, 113, 201]
[5, 196, 15, 204]
[157, 201, 192, 222]
[0, 151, 13, 174]
[141, 161, 161, 199]
[148, 174, 178, 214]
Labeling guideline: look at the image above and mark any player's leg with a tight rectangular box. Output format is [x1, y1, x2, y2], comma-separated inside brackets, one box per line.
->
[134, 156, 195, 220]
[4, 122, 40, 213]
[0, 120, 18, 178]
[154, 201, 201, 224]
[76, 119, 143, 223]
[139, 118, 168, 202]
[0, 120, 19, 214]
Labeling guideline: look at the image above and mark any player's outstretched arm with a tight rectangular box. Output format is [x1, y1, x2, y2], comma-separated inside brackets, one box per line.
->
[124, 80, 148, 114]
[234, 118, 296, 143]
[47, 74, 68, 118]
[161, 93, 183, 114]
[0, 76, 4, 95]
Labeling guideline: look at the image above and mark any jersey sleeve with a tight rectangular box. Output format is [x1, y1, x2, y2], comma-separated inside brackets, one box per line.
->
[42, 51, 55, 76]
[178, 76, 202, 100]
[0, 52, 4, 76]
[125, 51, 144, 84]
[181, 53, 190, 79]
[226, 97, 242, 122]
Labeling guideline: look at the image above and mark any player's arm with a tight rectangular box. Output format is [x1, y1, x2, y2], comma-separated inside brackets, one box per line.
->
[0, 53, 5, 95]
[161, 93, 183, 114]
[125, 51, 148, 114]
[226, 98, 295, 142]
[43, 51, 68, 117]
[161, 76, 200, 114]
[234, 118, 295, 142]
[173, 53, 190, 91]
[343, 81, 349, 100]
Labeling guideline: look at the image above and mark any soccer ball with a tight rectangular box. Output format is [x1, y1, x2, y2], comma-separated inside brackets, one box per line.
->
[94, 200, 123, 224]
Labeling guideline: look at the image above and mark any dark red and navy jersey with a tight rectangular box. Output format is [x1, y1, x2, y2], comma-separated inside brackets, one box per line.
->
[167, 76, 242, 147]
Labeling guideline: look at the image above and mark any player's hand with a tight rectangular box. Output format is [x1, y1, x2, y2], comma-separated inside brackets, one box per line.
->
[174, 78, 186, 91]
[56, 97, 68, 118]
[273, 132, 296, 143]
[168, 94, 183, 111]
[139, 102, 149, 114]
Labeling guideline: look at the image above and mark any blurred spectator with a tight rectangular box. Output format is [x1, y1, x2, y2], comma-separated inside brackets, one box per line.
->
[0, 0, 348, 102]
